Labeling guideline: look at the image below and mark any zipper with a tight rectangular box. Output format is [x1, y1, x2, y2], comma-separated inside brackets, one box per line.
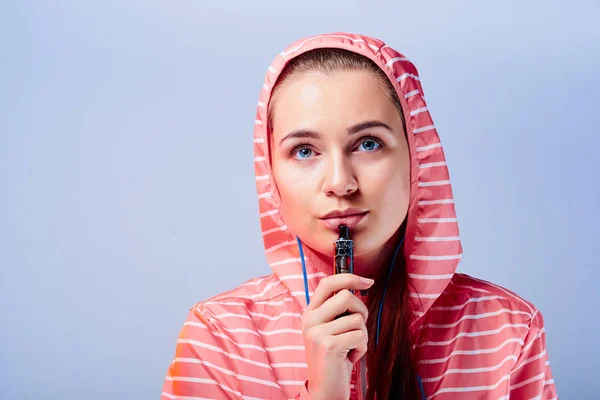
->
[359, 356, 367, 399]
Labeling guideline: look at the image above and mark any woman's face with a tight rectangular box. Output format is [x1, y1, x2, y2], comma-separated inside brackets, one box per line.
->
[270, 69, 410, 263]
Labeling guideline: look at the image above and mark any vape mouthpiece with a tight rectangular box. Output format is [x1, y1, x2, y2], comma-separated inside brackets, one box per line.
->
[338, 225, 349, 240]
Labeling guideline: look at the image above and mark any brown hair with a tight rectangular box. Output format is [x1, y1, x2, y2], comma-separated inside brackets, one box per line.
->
[268, 48, 420, 400]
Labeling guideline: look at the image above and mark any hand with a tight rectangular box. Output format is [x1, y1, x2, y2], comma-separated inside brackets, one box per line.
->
[301, 274, 374, 400]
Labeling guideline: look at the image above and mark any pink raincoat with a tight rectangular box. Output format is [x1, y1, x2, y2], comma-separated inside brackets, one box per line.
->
[161, 33, 558, 399]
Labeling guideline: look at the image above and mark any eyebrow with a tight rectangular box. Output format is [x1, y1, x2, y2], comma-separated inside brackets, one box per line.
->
[278, 120, 393, 146]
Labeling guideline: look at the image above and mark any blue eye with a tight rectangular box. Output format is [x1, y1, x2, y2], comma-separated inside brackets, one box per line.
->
[357, 138, 381, 152]
[293, 147, 314, 160]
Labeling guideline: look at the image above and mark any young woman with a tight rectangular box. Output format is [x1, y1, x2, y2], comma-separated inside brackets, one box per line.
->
[161, 33, 558, 400]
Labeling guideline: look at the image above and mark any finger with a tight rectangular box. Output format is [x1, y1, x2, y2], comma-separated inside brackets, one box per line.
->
[309, 289, 368, 325]
[348, 345, 367, 364]
[320, 312, 367, 337]
[307, 274, 374, 310]
[328, 330, 368, 363]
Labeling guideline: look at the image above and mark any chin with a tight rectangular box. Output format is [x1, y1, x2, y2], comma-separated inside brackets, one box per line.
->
[352, 237, 381, 258]
[353, 225, 399, 256]
[292, 225, 335, 256]
[296, 220, 392, 259]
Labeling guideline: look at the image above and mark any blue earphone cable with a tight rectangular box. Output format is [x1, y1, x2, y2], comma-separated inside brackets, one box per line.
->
[297, 236, 310, 307]
[417, 374, 426, 400]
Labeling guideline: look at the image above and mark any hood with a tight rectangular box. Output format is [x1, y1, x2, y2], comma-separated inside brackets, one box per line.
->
[253, 32, 462, 324]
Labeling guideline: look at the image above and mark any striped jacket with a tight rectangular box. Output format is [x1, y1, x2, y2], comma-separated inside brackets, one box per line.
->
[161, 33, 558, 400]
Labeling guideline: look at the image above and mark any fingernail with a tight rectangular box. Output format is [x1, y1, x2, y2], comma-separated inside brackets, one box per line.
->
[360, 277, 374, 286]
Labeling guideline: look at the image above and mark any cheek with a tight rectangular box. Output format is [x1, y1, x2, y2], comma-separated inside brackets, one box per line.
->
[361, 158, 410, 217]
[274, 166, 315, 225]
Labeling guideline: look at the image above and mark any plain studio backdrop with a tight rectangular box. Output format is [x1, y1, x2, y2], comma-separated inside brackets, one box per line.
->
[1, 1, 598, 399]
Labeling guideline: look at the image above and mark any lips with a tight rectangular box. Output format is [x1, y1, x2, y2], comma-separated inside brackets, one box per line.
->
[320, 209, 368, 230]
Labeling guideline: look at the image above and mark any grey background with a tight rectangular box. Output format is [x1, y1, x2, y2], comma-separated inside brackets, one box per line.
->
[1, 1, 598, 399]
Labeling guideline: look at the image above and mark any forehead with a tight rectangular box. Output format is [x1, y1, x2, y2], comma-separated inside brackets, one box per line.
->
[269, 69, 397, 138]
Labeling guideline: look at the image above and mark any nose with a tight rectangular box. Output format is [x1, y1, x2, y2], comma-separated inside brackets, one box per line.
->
[322, 153, 358, 197]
